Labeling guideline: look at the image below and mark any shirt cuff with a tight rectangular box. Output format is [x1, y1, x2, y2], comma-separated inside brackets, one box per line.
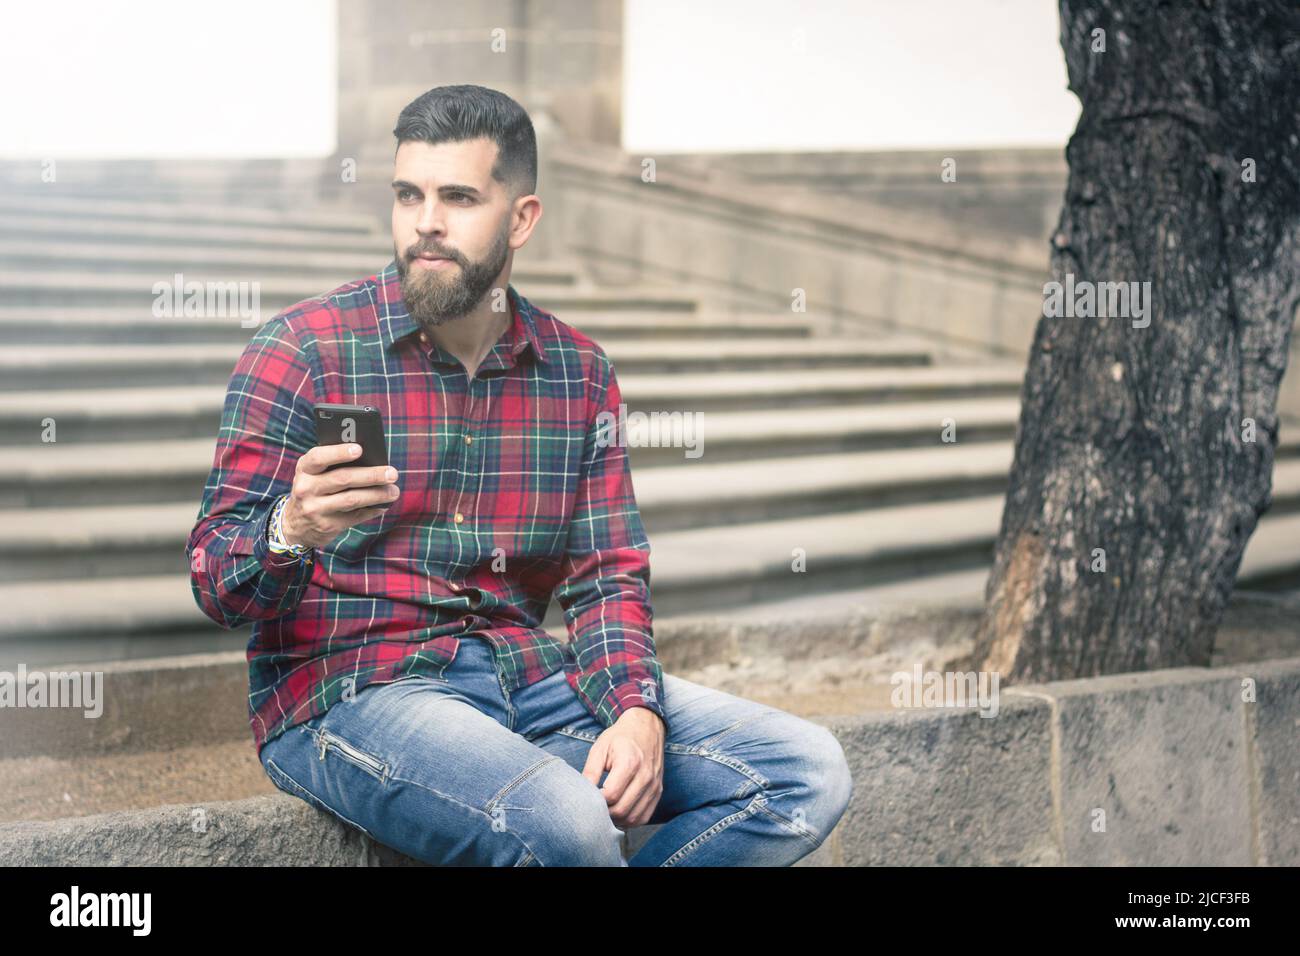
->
[253, 523, 316, 580]
[587, 669, 669, 737]
[226, 500, 314, 582]
[608, 683, 668, 733]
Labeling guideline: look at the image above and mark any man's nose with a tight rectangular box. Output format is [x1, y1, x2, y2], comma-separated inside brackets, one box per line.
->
[415, 199, 446, 235]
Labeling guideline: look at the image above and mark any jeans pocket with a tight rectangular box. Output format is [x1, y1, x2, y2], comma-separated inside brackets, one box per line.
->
[314, 728, 390, 783]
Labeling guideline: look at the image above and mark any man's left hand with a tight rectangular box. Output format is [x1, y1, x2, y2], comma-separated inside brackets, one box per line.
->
[581, 707, 665, 828]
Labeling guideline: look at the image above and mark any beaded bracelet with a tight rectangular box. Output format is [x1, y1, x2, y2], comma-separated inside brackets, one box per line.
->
[267, 495, 311, 557]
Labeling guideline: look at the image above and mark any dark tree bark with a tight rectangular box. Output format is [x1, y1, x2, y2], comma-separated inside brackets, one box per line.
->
[969, 0, 1300, 682]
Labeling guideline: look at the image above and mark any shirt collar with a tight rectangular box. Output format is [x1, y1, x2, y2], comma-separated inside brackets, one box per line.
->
[375, 257, 549, 366]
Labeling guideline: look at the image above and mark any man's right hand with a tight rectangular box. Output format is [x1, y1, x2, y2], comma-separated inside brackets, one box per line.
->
[280, 443, 400, 550]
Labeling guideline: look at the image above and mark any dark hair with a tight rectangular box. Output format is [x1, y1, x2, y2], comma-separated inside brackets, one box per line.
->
[392, 84, 537, 198]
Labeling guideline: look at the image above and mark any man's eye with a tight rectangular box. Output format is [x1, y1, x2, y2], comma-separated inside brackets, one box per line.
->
[397, 189, 417, 202]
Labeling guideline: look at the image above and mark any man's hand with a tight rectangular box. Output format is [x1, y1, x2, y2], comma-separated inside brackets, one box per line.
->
[581, 707, 665, 829]
[281, 443, 400, 550]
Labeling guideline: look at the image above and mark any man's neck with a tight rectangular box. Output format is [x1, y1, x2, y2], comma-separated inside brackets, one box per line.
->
[420, 297, 513, 379]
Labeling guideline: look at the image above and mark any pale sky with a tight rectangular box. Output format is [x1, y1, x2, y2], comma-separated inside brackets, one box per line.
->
[0, 0, 1077, 159]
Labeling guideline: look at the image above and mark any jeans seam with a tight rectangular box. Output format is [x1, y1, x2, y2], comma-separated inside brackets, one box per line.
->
[659, 791, 767, 867]
[265, 756, 378, 839]
[697, 707, 784, 749]
[496, 672, 517, 731]
[551, 728, 769, 788]
[268, 753, 546, 866]
[694, 749, 770, 790]
[386, 767, 550, 866]
[552, 727, 601, 743]
[752, 793, 825, 850]
[553, 726, 699, 754]
[295, 671, 533, 822]
[485, 754, 563, 811]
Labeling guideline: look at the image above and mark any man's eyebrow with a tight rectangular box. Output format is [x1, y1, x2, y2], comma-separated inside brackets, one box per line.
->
[390, 180, 483, 196]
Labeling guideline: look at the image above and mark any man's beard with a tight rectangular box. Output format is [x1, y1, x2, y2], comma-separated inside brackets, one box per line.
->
[394, 221, 511, 330]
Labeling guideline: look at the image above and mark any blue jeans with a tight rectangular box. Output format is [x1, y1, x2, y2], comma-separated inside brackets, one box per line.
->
[259, 637, 853, 866]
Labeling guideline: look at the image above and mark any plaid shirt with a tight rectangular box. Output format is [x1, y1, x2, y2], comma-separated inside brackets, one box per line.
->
[186, 259, 664, 755]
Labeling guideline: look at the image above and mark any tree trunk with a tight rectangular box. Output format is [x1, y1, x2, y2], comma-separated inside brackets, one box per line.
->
[969, 0, 1300, 682]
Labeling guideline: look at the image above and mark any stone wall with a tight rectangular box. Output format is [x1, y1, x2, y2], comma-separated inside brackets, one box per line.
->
[2, 654, 1294, 866]
[2, 596, 1296, 866]
[673, 147, 1069, 243]
[543, 137, 1051, 359]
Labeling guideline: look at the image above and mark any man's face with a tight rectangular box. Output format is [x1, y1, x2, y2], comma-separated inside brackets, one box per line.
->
[391, 137, 515, 328]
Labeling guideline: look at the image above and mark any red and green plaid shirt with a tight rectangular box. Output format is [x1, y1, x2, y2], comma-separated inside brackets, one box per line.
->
[186, 259, 664, 756]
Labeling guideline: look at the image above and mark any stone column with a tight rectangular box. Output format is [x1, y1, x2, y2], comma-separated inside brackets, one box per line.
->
[328, 0, 624, 258]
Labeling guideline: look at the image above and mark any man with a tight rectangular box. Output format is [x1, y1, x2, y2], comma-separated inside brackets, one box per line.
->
[187, 83, 852, 866]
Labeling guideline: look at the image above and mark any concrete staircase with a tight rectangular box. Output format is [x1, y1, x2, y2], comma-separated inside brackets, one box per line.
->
[3, 192, 1300, 667]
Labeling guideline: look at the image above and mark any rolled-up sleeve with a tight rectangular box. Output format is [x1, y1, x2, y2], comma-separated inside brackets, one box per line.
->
[186, 316, 319, 628]
[555, 347, 667, 735]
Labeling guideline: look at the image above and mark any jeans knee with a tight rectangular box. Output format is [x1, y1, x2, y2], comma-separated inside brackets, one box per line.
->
[792, 724, 853, 836]
[811, 728, 852, 816]
[518, 767, 626, 867]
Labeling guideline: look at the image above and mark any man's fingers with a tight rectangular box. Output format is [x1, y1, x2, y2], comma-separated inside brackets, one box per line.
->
[632, 788, 661, 826]
[308, 505, 391, 539]
[321, 464, 398, 494]
[607, 764, 652, 821]
[597, 745, 638, 806]
[618, 776, 661, 827]
[581, 740, 610, 790]
[299, 442, 363, 476]
[316, 484, 400, 514]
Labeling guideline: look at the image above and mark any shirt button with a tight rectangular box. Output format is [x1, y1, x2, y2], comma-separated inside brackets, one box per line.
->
[448, 581, 460, 591]
[453, 512, 464, 524]
[464, 434, 473, 445]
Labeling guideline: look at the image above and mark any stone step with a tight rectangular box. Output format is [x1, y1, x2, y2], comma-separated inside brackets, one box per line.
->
[0, 306, 815, 345]
[620, 365, 1023, 412]
[5, 408, 1289, 515]
[694, 567, 991, 622]
[0, 437, 217, 507]
[6, 495, 1300, 647]
[0, 238, 586, 284]
[0, 371, 1022, 444]
[599, 336, 933, 371]
[0, 501, 200, 582]
[0, 337, 934, 390]
[0, 574, 237, 649]
[0, 193, 381, 234]
[1230, 507, 1300, 590]
[640, 483, 1300, 617]
[7, 434, 1298, 561]
[0, 443, 1021, 581]
[0, 271, 708, 312]
[635, 441, 1015, 530]
[0, 212, 396, 253]
[0, 399, 1025, 508]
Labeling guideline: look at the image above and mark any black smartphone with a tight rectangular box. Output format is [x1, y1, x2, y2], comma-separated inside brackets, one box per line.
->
[312, 403, 388, 472]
